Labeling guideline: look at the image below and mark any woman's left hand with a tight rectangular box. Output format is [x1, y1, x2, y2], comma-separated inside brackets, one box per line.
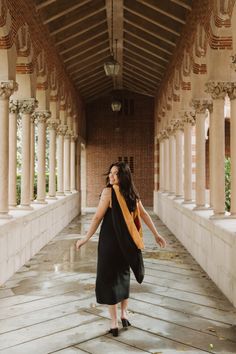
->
[155, 234, 166, 248]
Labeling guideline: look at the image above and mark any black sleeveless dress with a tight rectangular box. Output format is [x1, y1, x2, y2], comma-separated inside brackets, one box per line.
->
[96, 207, 130, 305]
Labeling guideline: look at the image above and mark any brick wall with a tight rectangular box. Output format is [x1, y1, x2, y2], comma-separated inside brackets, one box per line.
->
[86, 91, 154, 207]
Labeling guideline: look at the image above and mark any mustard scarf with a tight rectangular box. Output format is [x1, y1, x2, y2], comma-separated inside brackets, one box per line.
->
[112, 185, 144, 250]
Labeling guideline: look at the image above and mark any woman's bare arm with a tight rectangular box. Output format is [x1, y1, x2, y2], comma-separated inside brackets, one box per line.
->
[76, 188, 111, 249]
[138, 200, 166, 248]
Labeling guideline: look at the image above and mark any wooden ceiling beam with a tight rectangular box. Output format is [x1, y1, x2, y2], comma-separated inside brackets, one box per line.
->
[124, 71, 156, 90]
[125, 38, 168, 64]
[137, 0, 186, 24]
[43, 0, 90, 24]
[67, 48, 109, 70]
[79, 82, 113, 96]
[124, 61, 161, 82]
[171, 0, 192, 10]
[36, 0, 56, 10]
[124, 54, 163, 78]
[68, 56, 107, 76]
[124, 66, 160, 87]
[124, 28, 172, 56]
[60, 29, 107, 55]
[64, 37, 108, 63]
[55, 19, 106, 46]
[123, 4, 180, 36]
[124, 45, 166, 70]
[123, 80, 155, 96]
[73, 68, 105, 83]
[124, 18, 176, 48]
[76, 74, 107, 90]
[50, 6, 106, 36]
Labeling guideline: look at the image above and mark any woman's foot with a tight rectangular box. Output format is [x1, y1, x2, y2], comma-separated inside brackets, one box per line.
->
[121, 318, 131, 329]
[108, 327, 119, 337]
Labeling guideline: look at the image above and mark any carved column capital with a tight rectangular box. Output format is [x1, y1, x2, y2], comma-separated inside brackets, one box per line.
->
[18, 98, 38, 114]
[205, 81, 231, 100]
[173, 119, 184, 131]
[47, 118, 59, 130]
[226, 82, 236, 100]
[34, 110, 51, 123]
[71, 133, 78, 142]
[158, 129, 169, 141]
[182, 110, 196, 125]
[57, 124, 68, 136]
[9, 99, 18, 114]
[0, 81, 18, 100]
[191, 99, 213, 114]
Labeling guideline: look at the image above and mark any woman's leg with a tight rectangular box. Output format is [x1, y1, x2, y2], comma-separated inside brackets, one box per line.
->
[120, 298, 129, 319]
[108, 304, 118, 328]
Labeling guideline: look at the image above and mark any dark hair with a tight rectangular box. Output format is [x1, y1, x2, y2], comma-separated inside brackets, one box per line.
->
[105, 162, 140, 211]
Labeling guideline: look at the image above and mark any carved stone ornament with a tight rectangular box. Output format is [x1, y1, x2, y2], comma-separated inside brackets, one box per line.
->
[9, 100, 18, 114]
[65, 128, 73, 139]
[57, 124, 68, 136]
[173, 119, 184, 131]
[226, 82, 236, 100]
[47, 118, 59, 130]
[71, 133, 78, 142]
[34, 110, 51, 124]
[18, 98, 38, 114]
[0, 81, 18, 99]
[205, 81, 232, 100]
[191, 99, 213, 114]
[183, 110, 196, 125]
[158, 129, 169, 141]
[166, 124, 174, 136]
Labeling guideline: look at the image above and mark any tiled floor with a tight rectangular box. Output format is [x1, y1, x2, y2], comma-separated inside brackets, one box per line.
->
[0, 211, 236, 353]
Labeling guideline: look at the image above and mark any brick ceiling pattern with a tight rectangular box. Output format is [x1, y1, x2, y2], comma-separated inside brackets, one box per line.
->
[35, 0, 192, 102]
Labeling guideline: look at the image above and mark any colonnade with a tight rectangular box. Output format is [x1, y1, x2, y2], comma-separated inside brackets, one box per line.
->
[158, 82, 236, 218]
[0, 80, 78, 219]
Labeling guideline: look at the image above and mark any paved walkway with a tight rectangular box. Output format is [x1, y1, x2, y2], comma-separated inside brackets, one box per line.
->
[0, 211, 236, 354]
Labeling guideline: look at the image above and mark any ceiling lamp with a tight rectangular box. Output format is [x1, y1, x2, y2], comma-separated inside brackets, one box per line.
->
[111, 100, 121, 112]
[104, 0, 120, 77]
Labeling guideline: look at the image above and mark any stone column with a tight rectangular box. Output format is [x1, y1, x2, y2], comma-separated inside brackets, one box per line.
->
[64, 129, 71, 194]
[70, 134, 77, 192]
[208, 105, 213, 208]
[34, 111, 51, 203]
[18, 99, 37, 209]
[183, 111, 195, 203]
[168, 126, 176, 194]
[228, 84, 236, 215]
[206, 81, 227, 216]
[47, 117, 58, 198]
[163, 131, 169, 192]
[0, 81, 18, 218]
[174, 120, 184, 198]
[56, 124, 67, 195]
[192, 100, 210, 209]
[30, 114, 36, 201]
[9, 100, 18, 208]
[158, 136, 165, 191]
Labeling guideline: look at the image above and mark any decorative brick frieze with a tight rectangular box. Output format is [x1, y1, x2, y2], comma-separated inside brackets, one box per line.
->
[193, 63, 207, 75]
[181, 82, 191, 90]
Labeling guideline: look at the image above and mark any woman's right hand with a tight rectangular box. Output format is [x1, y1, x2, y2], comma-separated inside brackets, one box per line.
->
[76, 237, 88, 250]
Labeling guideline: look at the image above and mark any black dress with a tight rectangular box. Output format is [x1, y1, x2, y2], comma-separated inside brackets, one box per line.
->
[96, 207, 130, 305]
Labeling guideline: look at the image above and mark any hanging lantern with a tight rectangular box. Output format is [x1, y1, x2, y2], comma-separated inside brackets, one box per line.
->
[111, 100, 122, 112]
[104, 56, 120, 77]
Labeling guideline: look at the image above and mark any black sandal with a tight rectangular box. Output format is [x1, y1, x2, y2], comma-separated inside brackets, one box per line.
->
[121, 318, 131, 329]
[108, 327, 119, 337]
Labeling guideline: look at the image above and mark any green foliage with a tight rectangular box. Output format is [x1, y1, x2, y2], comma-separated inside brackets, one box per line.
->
[16, 174, 50, 205]
[225, 157, 231, 212]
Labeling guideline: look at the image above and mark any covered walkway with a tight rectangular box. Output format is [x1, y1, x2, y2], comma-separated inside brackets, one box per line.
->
[1, 211, 236, 354]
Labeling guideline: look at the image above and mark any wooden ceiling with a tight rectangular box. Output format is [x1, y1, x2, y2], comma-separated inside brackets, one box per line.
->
[35, 0, 192, 102]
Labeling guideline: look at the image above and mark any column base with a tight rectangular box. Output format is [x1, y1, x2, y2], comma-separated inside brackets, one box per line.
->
[226, 213, 236, 219]
[65, 191, 72, 195]
[34, 200, 48, 205]
[193, 205, 209, 211]
[210, 212, 226, 220]
[173, 195, 184, 200]
[0, 212, 13, 219]
[18, 205, 34, 211]
[182, 200, 194, 204]
[56, 192, 65, 196]
[9, 204, 18, 210]
[46, 196, 58, 200]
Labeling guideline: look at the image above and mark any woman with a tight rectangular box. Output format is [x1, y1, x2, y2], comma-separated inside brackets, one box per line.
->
[76, 162, 166, 337]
